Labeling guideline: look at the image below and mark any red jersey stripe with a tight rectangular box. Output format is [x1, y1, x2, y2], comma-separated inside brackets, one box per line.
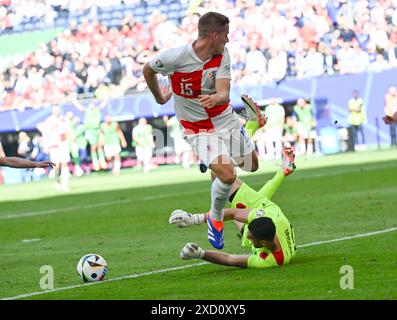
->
[204, 55, 223, 70]
[170, 70, 202, 98]
[204, 102, 229, 118]
[180, 118, 214, 134]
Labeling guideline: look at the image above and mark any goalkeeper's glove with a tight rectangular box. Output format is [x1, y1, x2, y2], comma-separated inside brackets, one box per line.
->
[180, 243, 205, 260]
[169, 209, 205, 227]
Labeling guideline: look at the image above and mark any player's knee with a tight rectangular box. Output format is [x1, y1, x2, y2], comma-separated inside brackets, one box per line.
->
[217, 166, 236, 185]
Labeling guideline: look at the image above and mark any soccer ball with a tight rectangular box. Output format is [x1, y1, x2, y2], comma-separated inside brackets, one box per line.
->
[77, 254, 108, 282]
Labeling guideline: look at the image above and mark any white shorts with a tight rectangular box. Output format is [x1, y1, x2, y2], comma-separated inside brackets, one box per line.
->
[49, 144, 70, 164]
[185, 125, 254, 167]
[174, 137, 192, 155]
[104, 144, 121, 158]
[297, 123, 317, 139]
[136, 145, 153, 163]
[264, 127, 283, 142]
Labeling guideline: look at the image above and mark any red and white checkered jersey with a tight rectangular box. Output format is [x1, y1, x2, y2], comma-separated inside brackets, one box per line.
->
[149, 44, 240, 134]
[43, 115, 69, 149]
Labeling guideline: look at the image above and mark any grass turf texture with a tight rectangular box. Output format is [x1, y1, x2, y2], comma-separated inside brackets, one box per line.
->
[0, 149, 396, 300]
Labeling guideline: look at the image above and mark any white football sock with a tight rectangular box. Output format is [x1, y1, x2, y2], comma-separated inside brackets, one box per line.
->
[210, 178, 233, 221]
[113, 160, 121, 173]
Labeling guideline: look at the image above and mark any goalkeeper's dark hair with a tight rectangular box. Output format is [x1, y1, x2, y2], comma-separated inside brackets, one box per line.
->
[198, 12, 229, 37]
[248, 217, 276, 241]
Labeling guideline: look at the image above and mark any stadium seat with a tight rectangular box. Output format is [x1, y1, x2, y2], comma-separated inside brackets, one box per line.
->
[168, 11, 181, 20]
[134, 15, 144, 23]
[23, 23, 34, 31]
[169, 2, 182, 11]
[158, 4, 168, 14]
[147, 0, 162, 6]
[112, 11, 123, 19]
[133, 7, 146, 16]
[99, 5, 115, 13]
[55, 18, 67, 27]
[169, 18, 180, 25]
[100, 12, 112, 21]
[109, 18, 121, 28]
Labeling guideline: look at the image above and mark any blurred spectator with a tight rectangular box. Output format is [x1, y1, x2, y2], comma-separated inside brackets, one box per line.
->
[30, 132, 50, 179]
[0, 139, 5, 157]
[132, 117, 154, 173]
[294, 98, 317, 156]
[282, 116, 298, 148]
[66, 111, 86, 176]
[42, 105, 71, 191]
[298, 46, 324, 78]
[17, 131, 34, 182]
[30, 132, 49, 163]
[163, 115, 193, 169]
[384, 85, 397, 146]
[263, 97, 285, 160]
[100, 115, 127, 175]
[70, 94, 109, 171]
[347, 90, 366, 151]
[2, 0, 397, 110]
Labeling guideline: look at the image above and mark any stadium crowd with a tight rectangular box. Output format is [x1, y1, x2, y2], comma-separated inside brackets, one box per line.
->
[1, 0, 397, 111]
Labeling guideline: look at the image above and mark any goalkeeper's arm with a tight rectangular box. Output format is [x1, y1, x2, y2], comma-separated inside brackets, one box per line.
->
[180, 243, 249, 268]
[170, 208, 251, 227]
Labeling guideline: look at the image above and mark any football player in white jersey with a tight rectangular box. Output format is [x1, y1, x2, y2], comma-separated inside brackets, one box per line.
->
[42, 106, 71, 191]
[143, 12, 266, 249]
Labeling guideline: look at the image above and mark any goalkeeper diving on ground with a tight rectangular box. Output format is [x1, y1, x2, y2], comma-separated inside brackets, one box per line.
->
[169, 145, 297, 268]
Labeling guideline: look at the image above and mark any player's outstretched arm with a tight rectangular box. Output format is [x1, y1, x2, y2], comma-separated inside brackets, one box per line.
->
[169, 208, 250, 227]
[180, 243, 249, 268]
[0, 157, 55, 169]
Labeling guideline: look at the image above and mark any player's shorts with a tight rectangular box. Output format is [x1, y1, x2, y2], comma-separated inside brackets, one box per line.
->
[104, 144, 121, 158]
[49, 144, 70, 164]
[297, 123, 317, 140]
[85, 128, 101, 145]
[174, 137, 192, 155]
[264, 127, 283, 142]
[136, 145, 153, 163]
[184, 123, 254, 168]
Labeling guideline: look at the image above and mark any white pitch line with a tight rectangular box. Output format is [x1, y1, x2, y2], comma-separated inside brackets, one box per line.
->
[0, 190, 206, 220]
[21, 239, 41, 243]
[1, 262, 209, 301]
[1, 163, 394, 221]
[297, 227, 397, 248]
[2, 226, 396, 301]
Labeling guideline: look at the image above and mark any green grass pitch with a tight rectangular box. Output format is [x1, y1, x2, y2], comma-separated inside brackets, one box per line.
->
[0, 149, 396, 300]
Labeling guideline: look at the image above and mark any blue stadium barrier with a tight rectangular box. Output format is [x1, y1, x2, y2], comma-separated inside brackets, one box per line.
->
[319, 126, 341, 154]
[1, 69, 396, 148]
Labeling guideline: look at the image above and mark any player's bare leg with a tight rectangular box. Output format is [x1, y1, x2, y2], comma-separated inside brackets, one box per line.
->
[59, 161, 70, 191]
[235, 150, 259, 172]
[112, 154, 121, 175]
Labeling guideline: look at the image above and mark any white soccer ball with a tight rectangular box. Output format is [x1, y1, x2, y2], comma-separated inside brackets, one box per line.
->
[77, 254, 108, 282]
